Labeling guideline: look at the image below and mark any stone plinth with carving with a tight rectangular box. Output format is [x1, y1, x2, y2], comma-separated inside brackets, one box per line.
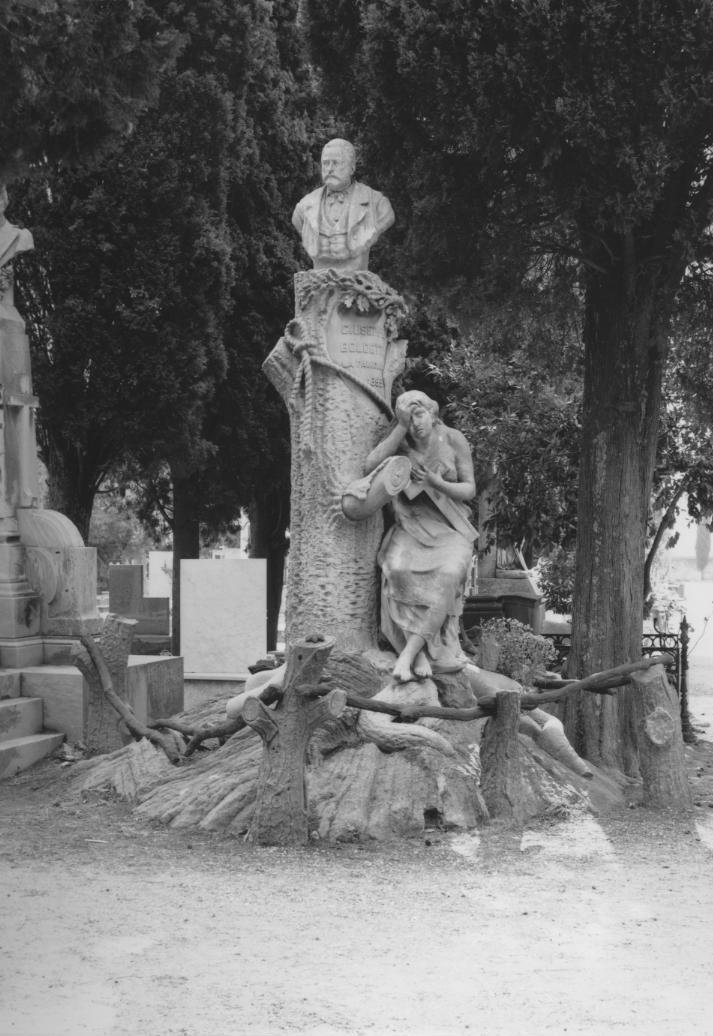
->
[264, 269, 407, 652]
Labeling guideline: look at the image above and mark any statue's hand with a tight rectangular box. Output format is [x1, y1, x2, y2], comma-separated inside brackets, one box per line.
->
[411, 462, 430, 484]
[395, 399, 412, 430]
[413, 465, 446, 491]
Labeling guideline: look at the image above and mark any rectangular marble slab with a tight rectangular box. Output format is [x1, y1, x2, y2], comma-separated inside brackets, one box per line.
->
[180, 559, 267, 676]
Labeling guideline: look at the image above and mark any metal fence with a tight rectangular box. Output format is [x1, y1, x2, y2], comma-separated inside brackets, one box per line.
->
[543, 630, 682, 693]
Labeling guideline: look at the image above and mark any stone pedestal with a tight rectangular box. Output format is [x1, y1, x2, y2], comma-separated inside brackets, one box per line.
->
[180, 558, 266, 678]
[263, 270, 407, 652]
[18, 508, 101, 637]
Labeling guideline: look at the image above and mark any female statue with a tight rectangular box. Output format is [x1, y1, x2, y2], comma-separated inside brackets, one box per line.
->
[364, 390, 477, 682]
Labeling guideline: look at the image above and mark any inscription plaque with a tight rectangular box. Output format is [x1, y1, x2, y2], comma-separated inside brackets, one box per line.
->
[325, 305, 389, 400]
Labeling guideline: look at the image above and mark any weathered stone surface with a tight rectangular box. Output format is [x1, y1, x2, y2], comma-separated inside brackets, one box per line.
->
[21, 666, 86, 743]
[360, 390, 476, 683]
[81, 616, 136, 753]
[125, 655, 184, 728]
[264, 270, 406, 653]
[180, 559, 266, 676]
[24, 541, 101, 636]
[0, 189, 100, 651]
[108, 564, 169, 636]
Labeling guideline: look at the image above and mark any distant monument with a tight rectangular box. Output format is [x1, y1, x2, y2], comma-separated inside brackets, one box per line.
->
[0, 186, 99, 665]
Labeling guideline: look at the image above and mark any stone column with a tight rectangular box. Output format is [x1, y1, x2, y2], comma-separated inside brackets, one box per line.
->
[0, 265, 43, 665]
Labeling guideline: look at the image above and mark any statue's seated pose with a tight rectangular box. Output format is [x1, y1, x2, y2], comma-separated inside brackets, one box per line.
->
[364, 390, 477, 682]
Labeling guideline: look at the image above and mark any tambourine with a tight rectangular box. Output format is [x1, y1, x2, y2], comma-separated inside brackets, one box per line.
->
[341, 455, 412, 520]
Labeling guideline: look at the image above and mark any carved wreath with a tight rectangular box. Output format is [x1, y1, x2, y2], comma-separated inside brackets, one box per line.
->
[296, 269, 407, 340]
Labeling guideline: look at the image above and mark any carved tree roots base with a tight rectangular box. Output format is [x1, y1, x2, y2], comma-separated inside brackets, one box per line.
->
[72, 650, 630, 840]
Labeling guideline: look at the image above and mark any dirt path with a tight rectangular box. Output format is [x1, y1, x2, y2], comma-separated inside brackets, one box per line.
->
[3, 737, 713, 1036]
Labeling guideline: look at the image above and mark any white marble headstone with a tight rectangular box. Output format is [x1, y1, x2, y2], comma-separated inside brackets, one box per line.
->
[180, 559, 267, 676]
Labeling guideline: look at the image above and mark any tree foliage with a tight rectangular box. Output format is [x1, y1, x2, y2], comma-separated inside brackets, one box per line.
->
[14, 64, 234, 539]
[303, 0, 713, 768]
[12, 0, 312, 648]
[0, 0, 173, 180]
[412, 331, 581, 562]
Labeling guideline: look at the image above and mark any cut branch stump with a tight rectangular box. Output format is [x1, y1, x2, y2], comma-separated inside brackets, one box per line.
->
[631, 664, 693, 809]
[244, 635, 346, 845]
[480, 689, 524, 825]
[74, 616, 183, 762]
[75, 614, 136, 753]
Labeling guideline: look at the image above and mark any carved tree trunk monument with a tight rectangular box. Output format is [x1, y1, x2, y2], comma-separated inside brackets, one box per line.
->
[73, 140, 692, 841]
[262, 268, 407, 650]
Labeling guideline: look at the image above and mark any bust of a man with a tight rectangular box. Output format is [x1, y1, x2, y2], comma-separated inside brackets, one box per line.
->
[292, 139, 394, 273]
[0, 185, 33, 309]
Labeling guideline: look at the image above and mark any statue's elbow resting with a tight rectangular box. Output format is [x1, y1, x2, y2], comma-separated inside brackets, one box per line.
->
[342, 493, 370, 521]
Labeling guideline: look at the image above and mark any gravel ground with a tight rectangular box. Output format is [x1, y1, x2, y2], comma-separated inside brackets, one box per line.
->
[2, 581, 713, 1036]
[2, 753, 713, 1036]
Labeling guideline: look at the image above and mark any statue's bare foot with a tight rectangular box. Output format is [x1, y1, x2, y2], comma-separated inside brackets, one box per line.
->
[412, 650, 432, 680]
[392, 655, 415, 683]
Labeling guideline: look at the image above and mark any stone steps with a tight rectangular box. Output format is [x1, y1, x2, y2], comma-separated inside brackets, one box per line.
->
[0, 695, 64, 780]
[0, 651, 182, 777]
[0, 696, 43, 739]
[0, 732, 64, 779]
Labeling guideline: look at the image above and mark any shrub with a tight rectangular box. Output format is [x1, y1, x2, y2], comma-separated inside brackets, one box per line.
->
[479, 617, 556, 684]
[537, 546, 575, 614]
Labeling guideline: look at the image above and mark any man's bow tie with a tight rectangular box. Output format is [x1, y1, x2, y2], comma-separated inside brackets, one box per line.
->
[327, 190, 347, 203]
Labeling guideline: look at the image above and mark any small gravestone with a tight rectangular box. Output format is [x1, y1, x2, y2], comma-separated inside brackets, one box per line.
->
[108, 564, 170, 650]
[180, 559, 267, 678]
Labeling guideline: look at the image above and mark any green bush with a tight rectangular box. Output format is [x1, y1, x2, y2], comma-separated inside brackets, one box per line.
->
[479, 617, 556, 683]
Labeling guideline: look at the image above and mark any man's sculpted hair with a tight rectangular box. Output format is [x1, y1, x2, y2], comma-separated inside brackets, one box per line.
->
[322, 138, 356, 172]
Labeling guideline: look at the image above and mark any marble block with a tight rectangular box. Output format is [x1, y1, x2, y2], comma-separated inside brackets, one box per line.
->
[109, 564, 143, 615]
[108, 564, 170, 635]
[145, 551, 173, 598]
[180, 559, 267, 677]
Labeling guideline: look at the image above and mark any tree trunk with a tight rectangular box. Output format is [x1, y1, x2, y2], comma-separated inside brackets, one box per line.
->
[248, 486, 289, 651]
[170, 470, 201, 656]
[630, 664, 692, 808]
[263, 270, 407, 653]
[564, 267, 666, 772]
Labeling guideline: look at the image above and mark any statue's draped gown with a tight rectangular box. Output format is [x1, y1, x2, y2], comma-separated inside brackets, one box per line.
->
[378, 436, 475, 671]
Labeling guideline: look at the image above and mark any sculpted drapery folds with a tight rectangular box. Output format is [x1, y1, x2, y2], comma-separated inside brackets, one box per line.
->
[364, 390, 477, 683]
